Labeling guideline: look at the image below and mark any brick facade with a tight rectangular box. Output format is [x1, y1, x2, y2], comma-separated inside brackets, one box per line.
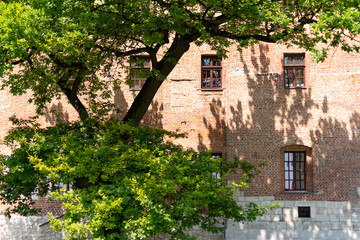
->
[0, 42, 359, 239]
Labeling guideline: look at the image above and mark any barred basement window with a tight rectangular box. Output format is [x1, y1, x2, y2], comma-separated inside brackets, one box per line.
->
[284, 53, 305, 88]
[284, 151, 306, 191]
[298, 207, 311, 218]
[130, 56, 150, 90]
[201, 56, 222, 89]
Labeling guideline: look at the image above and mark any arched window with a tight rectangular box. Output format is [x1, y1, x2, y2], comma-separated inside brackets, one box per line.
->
[280, 145, 313, 192]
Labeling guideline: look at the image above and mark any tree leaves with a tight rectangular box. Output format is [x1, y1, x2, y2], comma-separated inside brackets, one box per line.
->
[0, 0, 359, 123]
[0, 119, 278, 239]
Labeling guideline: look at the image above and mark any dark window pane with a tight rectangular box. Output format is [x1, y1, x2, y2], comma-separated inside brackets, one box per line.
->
[287, 56, 293, 64]
[202, 70, 206, 79]
[298, 207, 311, 218]
[203, 58, 210, 66]
[300, 162, 305, 171]
[301, 172, 305, 180]
[212, 58, 221, 66]
[295, 55, 304, 65]
[212, 70, 217, 78]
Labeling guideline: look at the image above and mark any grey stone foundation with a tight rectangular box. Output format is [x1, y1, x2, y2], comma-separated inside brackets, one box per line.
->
[1, 196, 359, 240]
[0, 215, 65, 240]
[225, 194, 360, 240]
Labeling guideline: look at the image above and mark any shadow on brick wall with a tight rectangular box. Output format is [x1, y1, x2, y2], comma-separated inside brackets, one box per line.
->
[44, 102, 70, 125]
[197, 42, 360, 240]
[199, 43, 360, 202]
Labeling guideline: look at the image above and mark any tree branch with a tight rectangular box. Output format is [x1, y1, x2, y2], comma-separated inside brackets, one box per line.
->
[209, 29, 277, 43]
[95, 45, 149, 58]
[123, 31, 201, 125]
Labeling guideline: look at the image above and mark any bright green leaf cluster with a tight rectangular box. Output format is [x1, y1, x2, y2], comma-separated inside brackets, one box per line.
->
[0, 118, 277, 239]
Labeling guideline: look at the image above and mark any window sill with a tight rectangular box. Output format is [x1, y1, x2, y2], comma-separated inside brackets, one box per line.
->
[282, 191, 313, 194]
[284, 87, 307, 89]
[201, 88, 223, 91]
[129, 88, 142, 91]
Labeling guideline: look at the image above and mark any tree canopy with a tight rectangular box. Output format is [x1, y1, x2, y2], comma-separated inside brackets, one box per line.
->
[0, 1, 360, 239]
[0, 118, 276, 239]
[0, 0, 359, 124]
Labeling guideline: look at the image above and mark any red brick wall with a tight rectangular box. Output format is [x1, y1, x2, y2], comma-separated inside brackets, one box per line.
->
[117, 42, 360, 202]
[0, 41, 359, 213]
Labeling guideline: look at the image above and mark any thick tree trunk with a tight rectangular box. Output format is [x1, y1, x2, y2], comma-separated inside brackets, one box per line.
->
[60, 86, 89, 121]
[68, 96, 89, 121]
[123, 33, 200, 125]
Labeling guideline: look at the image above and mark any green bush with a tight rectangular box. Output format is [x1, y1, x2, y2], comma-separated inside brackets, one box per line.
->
[0, 118, 277, 239]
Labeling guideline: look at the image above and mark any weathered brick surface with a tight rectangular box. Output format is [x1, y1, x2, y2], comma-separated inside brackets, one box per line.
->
[0, 42, 359, 239]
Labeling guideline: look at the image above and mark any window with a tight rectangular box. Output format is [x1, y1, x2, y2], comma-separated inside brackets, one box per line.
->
[130, 56, 150, 90]
[284, 53, 305, 88]
[281, 145, 313, 193]
[201, 56, 222, 89]
[298, 207, 311, 218]
[284, 151, 306, 191]
[211, 153, 222, 180]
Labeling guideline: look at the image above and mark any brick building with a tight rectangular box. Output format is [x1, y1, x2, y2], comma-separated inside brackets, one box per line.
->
[0, 42, 360, 239]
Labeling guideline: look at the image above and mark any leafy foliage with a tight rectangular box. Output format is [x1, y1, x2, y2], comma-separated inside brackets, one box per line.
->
[0, 1, 357, 238]
[0, 119, 277, 239]
[0, 0, 359, 123]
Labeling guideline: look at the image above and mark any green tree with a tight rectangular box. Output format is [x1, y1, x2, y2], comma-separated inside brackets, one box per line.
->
[0, 119, 277, 239]
[0, 0, 359, 124]
[0, 0, 360, 239]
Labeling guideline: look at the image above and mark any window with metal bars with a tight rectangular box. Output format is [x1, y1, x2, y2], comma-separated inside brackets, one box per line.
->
[298, 207, 311, 218]
[130, 56, 150, 90]
[284, 151, 306, 191]
[284, 53, 305, 88]
[201, 56, 222, 89]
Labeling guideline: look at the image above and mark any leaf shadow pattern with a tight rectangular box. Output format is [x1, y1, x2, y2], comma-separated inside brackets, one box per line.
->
[44, 102, 70, 125]
[197, 42, 360, 239]
[199, 43, 359, 201]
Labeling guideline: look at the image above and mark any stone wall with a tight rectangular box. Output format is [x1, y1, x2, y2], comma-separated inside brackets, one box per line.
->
[0, 215, 65, 240]
[225, 192, 360, 240]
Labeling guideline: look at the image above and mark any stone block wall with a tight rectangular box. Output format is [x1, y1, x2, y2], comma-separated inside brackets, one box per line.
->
[0, 215, 65, 240]
[225, 192, 360, 240]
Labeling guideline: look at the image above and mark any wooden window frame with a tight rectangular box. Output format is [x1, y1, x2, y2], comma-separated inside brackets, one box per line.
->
[284, 151, 306, 191]
[280, 145, 313, 193]
[284, 53, 305, 88]
[130, 56, 151, 90]
[201, 56, 222, 90]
